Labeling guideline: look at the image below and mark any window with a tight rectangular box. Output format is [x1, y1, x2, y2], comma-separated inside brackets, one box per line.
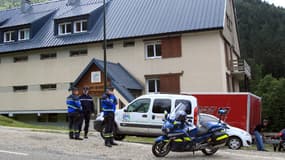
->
[40, 84, 57, 91]
[146, 78, 160, 93]
[58, 22, 72, 35]
[152, 99, 171, 114]
[70, 49, 88, 57]
[74, 20, 87, 33]
[127, 99, 150, 113]
[13, 86, 28, 92]
[106, 43, 114, 49]
[14, 56, 28, 63]
[123, 41, 135, 47]
[4, 31, 15, 42]
[145, 41, 161, 59]
[40, 53, 57, 60]
[18, 28, 30, 41]
[175, 100, 192, 114]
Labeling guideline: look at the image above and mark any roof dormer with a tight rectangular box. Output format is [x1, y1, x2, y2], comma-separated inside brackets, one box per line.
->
[54, 1, 104, 36]
[0, 9, 55, 44]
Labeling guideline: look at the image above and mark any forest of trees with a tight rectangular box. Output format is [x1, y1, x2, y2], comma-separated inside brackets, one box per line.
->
[0, 0, 284, 131]
[0, 0, 45, 10]
[235, 0, 285, 131]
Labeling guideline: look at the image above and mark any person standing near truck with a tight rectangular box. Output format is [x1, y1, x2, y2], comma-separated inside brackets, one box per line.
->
[101, 87, 118, 147]
[254, 119, 268, 151]
[66, 87, 83, 140]
[79, 86, 95, 139]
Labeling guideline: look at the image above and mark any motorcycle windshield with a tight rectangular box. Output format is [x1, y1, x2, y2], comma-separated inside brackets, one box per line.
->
[169, 103, 187, 120]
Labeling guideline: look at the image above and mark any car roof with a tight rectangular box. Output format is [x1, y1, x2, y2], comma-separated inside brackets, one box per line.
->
[140, 94, 197, 101]
[135, 94, 198, 107]
[200, 113, 220, 121]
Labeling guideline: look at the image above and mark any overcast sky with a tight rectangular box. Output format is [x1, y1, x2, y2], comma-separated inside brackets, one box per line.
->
[264, 0, 285, 7]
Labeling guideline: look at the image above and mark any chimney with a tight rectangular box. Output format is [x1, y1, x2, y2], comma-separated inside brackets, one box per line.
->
[21, 0, 32, 13]
[67, 0, 80, 6]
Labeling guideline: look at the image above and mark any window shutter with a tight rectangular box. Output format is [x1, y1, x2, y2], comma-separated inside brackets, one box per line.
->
[159, 74, 180, 94]
[161, 36, 182, 58]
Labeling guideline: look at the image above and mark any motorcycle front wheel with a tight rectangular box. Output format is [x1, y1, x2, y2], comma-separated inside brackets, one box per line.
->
[152, 141, 170, 157]
[201, 147, 219, 156]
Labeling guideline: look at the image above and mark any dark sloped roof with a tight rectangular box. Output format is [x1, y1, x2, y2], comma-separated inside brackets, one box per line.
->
[0, 0, 226, 54]
[73, 58, 143, 102]
[0, 9, 55, 29]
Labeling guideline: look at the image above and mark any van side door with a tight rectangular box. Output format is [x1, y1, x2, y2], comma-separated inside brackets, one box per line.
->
[149, 98, 172, 135]
[119, 98, 151, 134]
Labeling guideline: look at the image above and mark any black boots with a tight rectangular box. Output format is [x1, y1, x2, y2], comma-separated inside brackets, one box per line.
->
[70, 132, 83, 140]
[84, 132, 88, 139]
[110, 139, 118, 145]
[105, 139, 112, 147]
[69, 132, 74, 139]
[74, 132, 83, 140]
[105, 138, 118, 147]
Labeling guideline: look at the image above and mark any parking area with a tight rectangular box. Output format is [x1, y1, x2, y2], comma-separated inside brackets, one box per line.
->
[0, 126, 284, 160]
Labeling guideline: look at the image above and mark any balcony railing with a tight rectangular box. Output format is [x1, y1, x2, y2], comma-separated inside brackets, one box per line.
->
[232, 59, 251, 79]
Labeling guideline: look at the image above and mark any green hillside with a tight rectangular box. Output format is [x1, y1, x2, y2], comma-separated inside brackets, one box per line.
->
[0, 0, 47, 10]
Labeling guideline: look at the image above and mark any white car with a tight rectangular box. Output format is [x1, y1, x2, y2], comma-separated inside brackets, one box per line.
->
[199, 113, 252, 150]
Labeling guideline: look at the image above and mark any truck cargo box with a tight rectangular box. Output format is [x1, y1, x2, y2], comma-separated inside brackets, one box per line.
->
[182, 93, 261, 133]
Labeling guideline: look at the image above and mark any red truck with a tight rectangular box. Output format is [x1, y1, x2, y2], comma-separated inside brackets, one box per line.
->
[182, 92, 261, 133]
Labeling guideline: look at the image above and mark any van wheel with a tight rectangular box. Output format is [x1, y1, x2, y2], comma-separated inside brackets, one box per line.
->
[228, 137, 242, 150]
[114, 135, 125, 141]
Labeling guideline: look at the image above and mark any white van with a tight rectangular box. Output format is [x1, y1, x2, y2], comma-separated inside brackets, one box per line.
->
[94, 94, 198, 140]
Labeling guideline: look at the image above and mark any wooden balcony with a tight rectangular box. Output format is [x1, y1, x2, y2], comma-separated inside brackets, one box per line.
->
[231, 59, 251, 80]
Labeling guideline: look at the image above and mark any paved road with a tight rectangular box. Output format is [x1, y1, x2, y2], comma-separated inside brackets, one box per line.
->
[0, 126, 284, 160]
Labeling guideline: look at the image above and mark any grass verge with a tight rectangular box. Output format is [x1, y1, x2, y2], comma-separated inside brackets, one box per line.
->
[123, 136, 155, 144]
[0, 115, 67, 131]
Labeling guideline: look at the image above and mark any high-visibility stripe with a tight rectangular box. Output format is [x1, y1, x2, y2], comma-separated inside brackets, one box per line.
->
[102, 133, 114, 138]
[80, 99, 93, 101]
[216, 134, 229, 141]
[184, 137, 191, 141]
[102, 109, 114, 112]
[68, 105, 79, 110]
[174, 139, 183, 142]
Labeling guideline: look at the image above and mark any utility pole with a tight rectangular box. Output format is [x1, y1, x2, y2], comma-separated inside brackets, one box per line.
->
[103, 0, 107, 92]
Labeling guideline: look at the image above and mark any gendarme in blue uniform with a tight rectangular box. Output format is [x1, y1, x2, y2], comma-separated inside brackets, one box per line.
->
[66, 94, 82, 139]
[101, 94, 117, 116]
[66, 94, 82, 113]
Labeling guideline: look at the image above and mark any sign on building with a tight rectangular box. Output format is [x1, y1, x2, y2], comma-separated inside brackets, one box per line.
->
[91, 71, 101, 83]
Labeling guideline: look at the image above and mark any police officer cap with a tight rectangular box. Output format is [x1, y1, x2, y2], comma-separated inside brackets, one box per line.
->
[69, 86, 79, 91]
[107, 86, 114, 91]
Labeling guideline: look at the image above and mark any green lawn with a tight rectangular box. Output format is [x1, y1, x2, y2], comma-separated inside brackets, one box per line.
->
[124, 136, 155, 144]
[0, 115, 66, 131]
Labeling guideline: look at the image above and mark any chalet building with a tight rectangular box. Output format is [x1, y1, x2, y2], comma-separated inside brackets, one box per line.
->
[0, 0, 251, 123]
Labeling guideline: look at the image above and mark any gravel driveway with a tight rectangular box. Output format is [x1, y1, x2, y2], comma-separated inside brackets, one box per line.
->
[0, 126, 284, 160]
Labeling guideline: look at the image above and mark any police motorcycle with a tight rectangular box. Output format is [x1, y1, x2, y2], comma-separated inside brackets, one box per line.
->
[152, 103, 229, 157]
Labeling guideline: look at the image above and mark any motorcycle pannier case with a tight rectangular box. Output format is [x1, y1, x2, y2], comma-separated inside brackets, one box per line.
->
[211, 131, 229, 146]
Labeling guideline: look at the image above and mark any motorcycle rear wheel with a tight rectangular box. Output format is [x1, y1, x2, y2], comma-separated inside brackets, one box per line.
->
[201, 147, 219, 156]
[152, 141, 170, 157]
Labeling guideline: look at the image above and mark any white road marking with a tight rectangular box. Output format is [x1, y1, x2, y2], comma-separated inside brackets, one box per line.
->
[0, 150, 29, 156]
